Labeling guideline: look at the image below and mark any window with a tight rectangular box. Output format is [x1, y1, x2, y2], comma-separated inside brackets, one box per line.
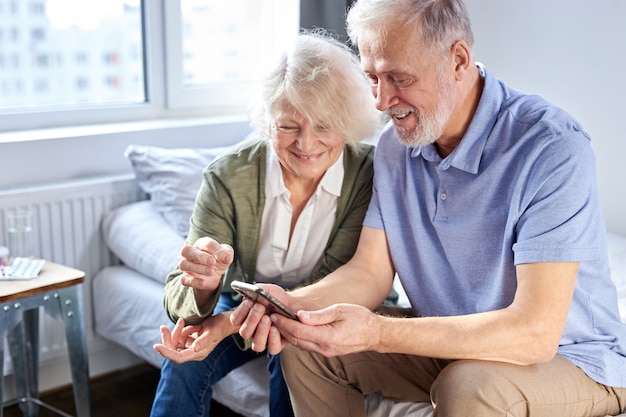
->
[31, 27, 46, 41]
[0, 0, 300, 133]
[164, 0, 300, 109]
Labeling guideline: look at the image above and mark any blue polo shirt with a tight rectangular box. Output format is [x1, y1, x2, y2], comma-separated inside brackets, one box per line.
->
[364, 65, 626, 387]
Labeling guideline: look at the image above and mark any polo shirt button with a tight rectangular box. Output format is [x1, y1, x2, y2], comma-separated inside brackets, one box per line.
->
[440, 193, 447, 200]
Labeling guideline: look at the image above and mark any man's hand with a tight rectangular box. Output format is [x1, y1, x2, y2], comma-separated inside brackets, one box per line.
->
[271, 303, 382, 357]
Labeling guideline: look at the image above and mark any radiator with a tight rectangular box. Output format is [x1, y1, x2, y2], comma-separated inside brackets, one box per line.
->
[0, 174, 145, 375]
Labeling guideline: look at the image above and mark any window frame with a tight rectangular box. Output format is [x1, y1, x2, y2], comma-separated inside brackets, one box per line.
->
[162, 1, 249, 111]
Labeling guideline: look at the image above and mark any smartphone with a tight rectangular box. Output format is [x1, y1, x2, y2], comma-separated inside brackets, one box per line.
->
[230, 280, 299, 321]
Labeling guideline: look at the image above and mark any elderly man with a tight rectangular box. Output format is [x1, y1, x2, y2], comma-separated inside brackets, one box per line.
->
[232, 1, 626, 416]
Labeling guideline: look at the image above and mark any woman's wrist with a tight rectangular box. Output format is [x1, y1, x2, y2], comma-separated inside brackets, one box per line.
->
[217, 310, 239, 336]
[193, 288, 218, 309]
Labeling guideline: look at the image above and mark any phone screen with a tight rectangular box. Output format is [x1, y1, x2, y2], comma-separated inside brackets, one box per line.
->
[231, 280, 299, 321]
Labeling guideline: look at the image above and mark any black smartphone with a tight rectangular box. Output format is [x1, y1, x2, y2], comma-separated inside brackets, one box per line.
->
[230, 280, 299, 321]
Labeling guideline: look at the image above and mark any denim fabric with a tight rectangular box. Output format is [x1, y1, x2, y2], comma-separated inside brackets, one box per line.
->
[150, 293, 294, 417]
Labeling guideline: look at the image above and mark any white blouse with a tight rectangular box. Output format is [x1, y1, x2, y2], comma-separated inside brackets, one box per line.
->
[255, 145, 344, 288]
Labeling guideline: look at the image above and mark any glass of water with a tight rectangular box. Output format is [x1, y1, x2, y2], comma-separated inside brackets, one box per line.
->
[7, 209, 34, 259]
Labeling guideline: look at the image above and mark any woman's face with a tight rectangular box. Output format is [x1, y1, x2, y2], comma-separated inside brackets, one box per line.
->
[271, 104, 345, 185]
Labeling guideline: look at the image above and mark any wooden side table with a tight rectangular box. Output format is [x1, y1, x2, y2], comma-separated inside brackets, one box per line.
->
[1, 262, 92, 417]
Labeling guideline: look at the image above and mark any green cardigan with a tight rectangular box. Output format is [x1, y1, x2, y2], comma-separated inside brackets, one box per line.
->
[163, 135, 375, 325]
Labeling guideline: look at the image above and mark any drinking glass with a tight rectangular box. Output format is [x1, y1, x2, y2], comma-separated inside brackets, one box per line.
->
[0, 245, 8, 266]
[7, 209, 34, 259]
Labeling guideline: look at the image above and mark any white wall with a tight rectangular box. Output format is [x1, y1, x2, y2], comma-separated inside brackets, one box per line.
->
[465, 0, 626, 235]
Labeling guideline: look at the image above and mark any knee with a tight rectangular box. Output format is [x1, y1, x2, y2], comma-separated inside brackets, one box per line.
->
[280, 345, 339, 387]
[432, 360, 519, 415]
[280, 345, 307, 377]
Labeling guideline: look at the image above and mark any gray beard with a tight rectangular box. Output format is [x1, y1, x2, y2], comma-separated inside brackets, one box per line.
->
[394, 112, 442, 147]
[393, 73, 456, 148]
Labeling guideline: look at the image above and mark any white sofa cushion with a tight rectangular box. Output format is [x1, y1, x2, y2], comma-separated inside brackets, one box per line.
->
[102, 200, 184, 283]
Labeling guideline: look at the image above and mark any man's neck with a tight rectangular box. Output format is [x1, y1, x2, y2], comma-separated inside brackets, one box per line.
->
[435, 65, 485, 158]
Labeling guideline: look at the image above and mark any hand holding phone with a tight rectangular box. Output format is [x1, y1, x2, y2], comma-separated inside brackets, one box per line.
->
[230, 280, 299, 321]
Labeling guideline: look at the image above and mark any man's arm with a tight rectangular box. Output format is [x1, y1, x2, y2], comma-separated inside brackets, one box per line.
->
[237, 224, 578, 365]
[271, 260, 577, 365]
[367, 261, 578, 365]
[290, 226, 396, 310]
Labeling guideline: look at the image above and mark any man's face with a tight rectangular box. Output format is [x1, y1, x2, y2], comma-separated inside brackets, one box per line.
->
[359, 28, 457, 147]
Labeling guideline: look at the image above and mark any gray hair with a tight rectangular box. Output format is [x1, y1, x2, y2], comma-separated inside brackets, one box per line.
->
[346, 0, 474, 57]
[249, 30, 382, 151]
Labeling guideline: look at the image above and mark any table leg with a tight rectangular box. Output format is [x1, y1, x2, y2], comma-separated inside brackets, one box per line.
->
[0, 311, 5, 417]
[7, 309, 40, 417]
[55, 286, 92, 417]
[0, 300, 21, 417]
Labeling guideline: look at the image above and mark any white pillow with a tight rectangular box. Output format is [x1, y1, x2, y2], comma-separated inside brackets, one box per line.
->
[102, 200, 185, 283]
[125, 145, 231, 236]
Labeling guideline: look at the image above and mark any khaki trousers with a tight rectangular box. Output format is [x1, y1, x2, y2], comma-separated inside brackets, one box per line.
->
[281, 346, 626, 417]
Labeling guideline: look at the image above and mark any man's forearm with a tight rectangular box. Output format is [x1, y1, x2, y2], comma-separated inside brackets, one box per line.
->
[291, 262, 393, 311]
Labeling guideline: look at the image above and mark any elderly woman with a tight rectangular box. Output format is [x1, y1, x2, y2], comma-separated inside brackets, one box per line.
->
[149, 31, 382, 417]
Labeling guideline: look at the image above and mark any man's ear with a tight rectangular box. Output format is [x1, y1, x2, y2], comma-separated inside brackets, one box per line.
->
[451, 40, 472, 80]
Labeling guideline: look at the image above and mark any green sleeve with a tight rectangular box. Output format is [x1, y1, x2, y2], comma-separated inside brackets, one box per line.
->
[162, 138, 266, 325]
[162, 165, 237, 324]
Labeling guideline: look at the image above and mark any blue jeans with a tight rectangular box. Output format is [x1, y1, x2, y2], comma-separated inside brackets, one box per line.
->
[150, 293, 294, 417]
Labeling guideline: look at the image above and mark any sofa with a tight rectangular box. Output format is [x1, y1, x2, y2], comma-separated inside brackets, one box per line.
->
[92, 143, 626, 417]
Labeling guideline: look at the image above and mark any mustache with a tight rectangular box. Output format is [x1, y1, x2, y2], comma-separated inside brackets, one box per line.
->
[386, 106, 417, 118]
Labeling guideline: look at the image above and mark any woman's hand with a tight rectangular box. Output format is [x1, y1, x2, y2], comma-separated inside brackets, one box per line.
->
[154, 312, 235, 363]
[178, 236, 234, 292]
[230, 284, 295, 354]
